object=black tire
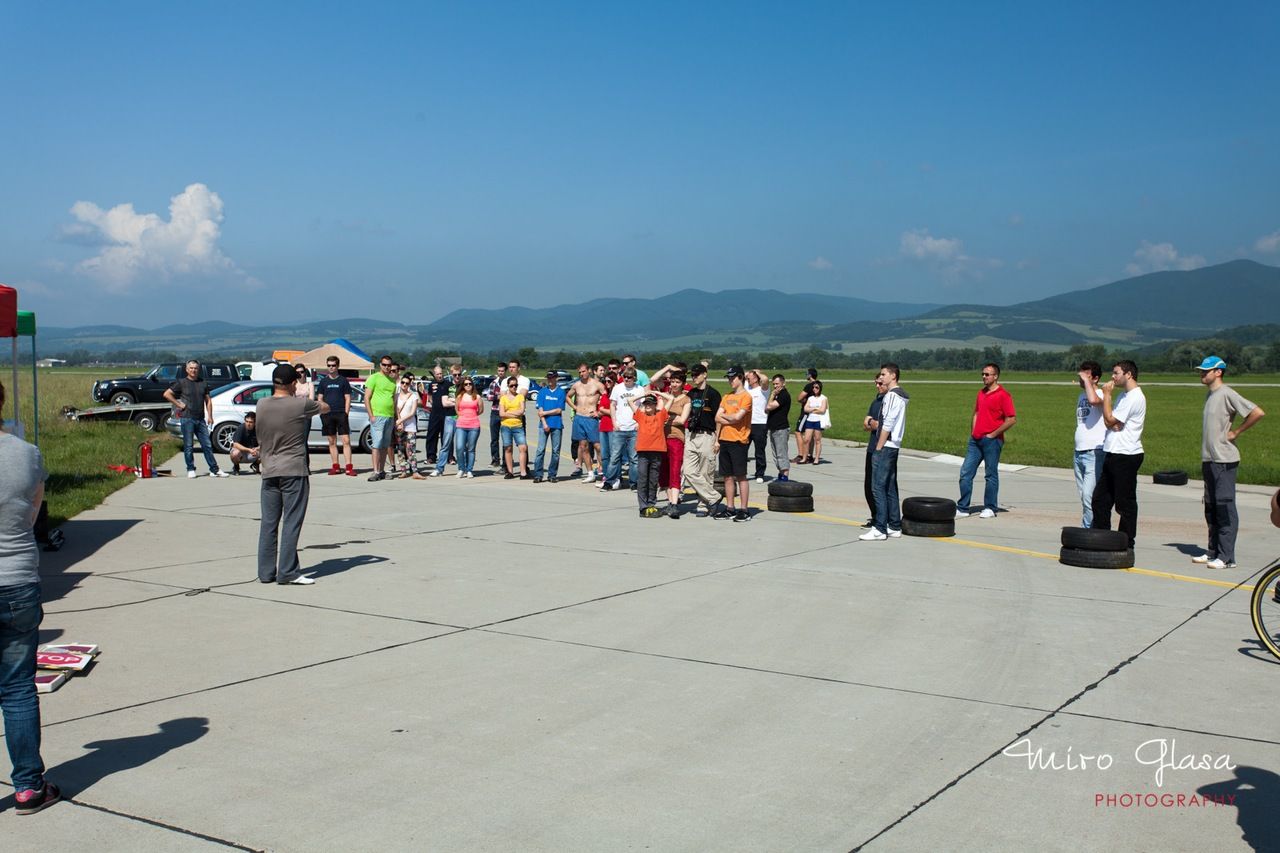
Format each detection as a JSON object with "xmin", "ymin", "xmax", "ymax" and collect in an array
[
  {"xmin": 133, "ymin": 411, "xmax": 160, "ymax": 432},
  {"xmin": 211, "ymin": 421, "xmax": 239, "ymax": 454},
  {"xmin": 1059, "ymin": 547, "xmax": 1134, "ymax": 569},
  {"xmin": 768, "ymin": 480, "xmax": 813, "ymax": 498},
  {"xmin": 109, "ymin": 391, "xmax": 135, "ymax": 406},
  {"xmin": 767, "ymin": 495, "xmax": 814, "ymax": 513},
  {"xmin": 1248, "ymin": 563, "xmax": 1280, "ymax": 661},
  {"xmin": 901, "ymin": 518, "xmax": 955, "ymax": 538},
  {"xmin": 1153, "ymin": 470, "xmax": 1188, "ymax": 486},
  {"xmin": 1060, "ymin": 527, "xmax": 1130, "ymax": 551},
  {"xmin": 359, "ymin": 426, "xmax": 372, "ymax": 454},
  {"xmin": 902, "ymin": 496, "xmax": 957, "ymax": 523}
]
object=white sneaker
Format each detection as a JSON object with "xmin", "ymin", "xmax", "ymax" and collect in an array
[
  {"xmin": 1191, "ymin": 553, "xmax": 1211, "ymax": 564},
  {"xmin": 1205, "ymin": 558, "xmax": 1236, "ymax": 570},
  {"xmin": 466, "ymin": 471, "xmax": 475, "ymax": 478},
  {"xmin": 584, "ymin": 472, "xmax": 596, "ymax": 483},
  {"xmin": 955, "ymin": 509, "xmax": 971, "ymax": 519},
  {"xmin": 571, "ymin": 467, "xmax": 582, "ymax": 478},
  {"xmin": 429, "ymin": 471, "xmax": 441, "ymax": 477},
  {"xmin": 213, "ymin": 470, "xmax": 229, "ymax": 478},
  {"xmin": 187, "ymin": 470, "xmax": 198, "ymax": 479},
  {"xmin": 859, "ymin": 529, "xmax": 887, "ymax": 541},
  {"xmin": 755, "ymin": 477, "xmax": 764, "ymax": 484},
  {"xmin": 978, "ymin": 508, "xmax": 995, "ymax": 519},
  {"xmin": 457, "ymin": 471, "xmax": 464, "ymax": 478},
  {"xmin": 287, "ymin": 574, "xmax": 316, "ymax": 585},
  {"xmin": 887, "ymin": 528, "xmax": 902, "ymax": 538}
]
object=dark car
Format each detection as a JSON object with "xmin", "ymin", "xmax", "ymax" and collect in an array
[{"xmin": 92, "ymin": 362, "xmax": 239, "ymax": 406}]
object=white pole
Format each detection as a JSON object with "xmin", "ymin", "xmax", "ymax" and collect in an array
[{"xmin": 10, "ymin": 338, "xmax": 21, "ymax": 439}]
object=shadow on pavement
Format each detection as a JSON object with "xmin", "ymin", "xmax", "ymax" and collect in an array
[
  {"xmin": 37, "ymin": 519, "xmax": 143, "ymax": 604},
  {"xmin": 1164, "ymin": 542, "xmax": 1204, "ymax": 557},
  {"xmin": 306, "ymin": 554, "xmax": 388, "ymax": 579},
  {"xmin": 47, "ymin": 716, "xmax": 210, "ymax": 799},
  {"xmin": 1197, "ymin": 766, "xmax": 1280, "ymax": 852}
]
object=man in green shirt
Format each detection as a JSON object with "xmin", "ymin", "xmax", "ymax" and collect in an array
[{"xmin": 364, "ymin": 355, "xmax": 399, "ymax": 481}]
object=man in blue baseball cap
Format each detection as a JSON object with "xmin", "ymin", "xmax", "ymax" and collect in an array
[{"xmin": 1193, "ymin": 355, "xmax": 1266, "ymax": 570}]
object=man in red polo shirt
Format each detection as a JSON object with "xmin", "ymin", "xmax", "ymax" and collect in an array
[{"xmin": 956, "ymin": 362, "xmax": 1017, "ymax": 519}]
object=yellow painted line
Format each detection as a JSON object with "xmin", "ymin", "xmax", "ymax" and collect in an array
[{"xmin": 750, "ymin": 503, "xmax": 1256, "ymax": 592}]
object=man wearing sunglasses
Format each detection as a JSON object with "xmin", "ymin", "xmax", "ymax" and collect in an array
[
  {"xmin": 364, "ymin": 356, "xmax": 398, "ymax": 481},
  {"xmin": 315, "ymin": 356, "xmax": 354, "ymax": 476},
  {"xmin": 619, "ymin": 354, "xmax": 649, "ymax": 387}
]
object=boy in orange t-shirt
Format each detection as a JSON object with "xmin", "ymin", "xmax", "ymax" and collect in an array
[
  {"xmin": 716, "ymin": 366, "xmax": 754, "ymax": 521},
  {"xmin": 630, "ymin": 394, "xmax": 669, "ymax": 517}
]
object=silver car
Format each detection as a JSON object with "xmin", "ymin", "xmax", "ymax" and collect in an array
[{"xmin": 165, "ymin": 380, "xmax": 375, "ymax": 454}]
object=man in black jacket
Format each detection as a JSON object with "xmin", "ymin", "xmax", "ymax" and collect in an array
[{"xmin": 680, "ymin": 363, "xmax": 722, "ymax": 516}]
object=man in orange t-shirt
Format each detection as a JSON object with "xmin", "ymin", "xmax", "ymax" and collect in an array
[{"xmin": 715, "ymin": 366, "xmax": 753, "ymax": 521}]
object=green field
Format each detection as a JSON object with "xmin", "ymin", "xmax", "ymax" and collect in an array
[
  {"xmin": 6, "ymin": 368, "xmax": 180, "ymax": 526},
  {"xmin": 768, "ymin": 375, "xmax": 1280, "ymax": 485}
]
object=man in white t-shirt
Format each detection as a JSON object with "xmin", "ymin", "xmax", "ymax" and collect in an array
[
  {"xmin": 1073, "ymin": 360, "xmax": 1106, "ymax": 527},
  {"xmin": 746, "ymin": 370, "xmax": 770, "ymax": 483},
  {"xmin": 1091, "ymin": 360, "xmax": 1146, "ymax": 548},
  {"xmin": 605, "ymin": 369, "xmax": 646, "ymax": 490}
]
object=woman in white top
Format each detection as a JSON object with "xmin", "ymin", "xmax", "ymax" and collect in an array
[
  {"xmin": 395, "ymin": 375, "xmax": 425, "ymax": 479},
  {"xmin": 746, "ymin": 370, "xmax": 770, "ymax": 482},
  {"xmin": 802, "ymin": 380, "xmax": 829, "ymax": 465}
]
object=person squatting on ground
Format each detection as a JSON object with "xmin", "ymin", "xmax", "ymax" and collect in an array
[
  {"xmin": 365, "ymin": 356, "xmax": 398, "ymax": 481},
  {"xmin": 567, "ymin": 363, "xmax": 604, "ymax": 482},
  {"xmin": 0, "ymin": 379, "xmax": 61, "ymax": 815},
  {"xmin": 452, "ymin": 376, "xmax": 483, "ymax": 478},
  {"xmin": 1192, "ymin": 355, "xmax": 1265, "ymax": 570},
  {"xmin": 257, "ymin": 364, "xmax": 326, "ymax": 585},
  {"xmin": 1091, "ymin": 360, "xmax": 1146, "ymax": 548},
  {"xmin": 314, "ymin": 355, "xmax": 355, "ymax": 475},
  {"xmin": 746, "ymin": 370, "xmax": 770, "ymax": 482},
  {"xmin": 396, "ymin": 372, "xmax": 425, "ymax": 479},
  {"xmin": 533, "ymin": 370, "xmax": 567, "ymax": 482},
  {"xmin": 861, "ymin": 373, "xmax": 885, "ymax": 527},
  {"xmin": 800, "ymin": 380, "xmax": 829, "ymax": 465},
  {"xmin": 1072, "ymin": 361, "xmax": 1105, "ymax": 526},
  {"xmin": 165, "ymin": 359, "xmax": 227, "ymax": 478},
  {"xmin": 229, "ymin": 412, "xmax": 261, "ymax": 475},
  {"xmin": 629, "ymin": 392, "xmax": 670, "ymax": 517},
  {"xmin": 862, "ymin": 363, "xmax": 908, "ymax": 541},
  {"xmin": 715, "ymin": 366, "xmax": 753, "ymax": 521},
  {"xmin": 682, "ymin": 363, "xmax": 722, "ymax": 514},
  {"xmin": 956, "ymin": 363, "xmax": 1017, "ymax": 519}
]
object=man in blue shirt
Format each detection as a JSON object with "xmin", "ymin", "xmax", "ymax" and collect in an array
[
  {"xmin": 313, "ymin": 356, "xmax": 354, "ymax": 475},
  {"xmin": 532, "ymin": 371, "xmax": 567, "ymax": 483}
]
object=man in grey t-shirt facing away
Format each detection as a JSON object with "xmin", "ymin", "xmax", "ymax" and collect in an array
[
  {"xmin": 0, "ymin": 380, "xmax": 61, "ymax": 813},
  {"xmin": 256, "ymin": 364, "xmax": 326, "ymax": 585},
  {"xmin": 1192, "ymin": 355, "xmax": 1266, "ymax": 570}
]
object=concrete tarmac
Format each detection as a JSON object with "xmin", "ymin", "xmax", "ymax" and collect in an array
[{"xmin": 4, "ymin": 434, "xmax": 1278, "ymax": 852}]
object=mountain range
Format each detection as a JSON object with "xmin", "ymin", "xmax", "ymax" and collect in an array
[{"xmin": 38, "ymin": 259, "xmax": 1280, "ymax": 356}]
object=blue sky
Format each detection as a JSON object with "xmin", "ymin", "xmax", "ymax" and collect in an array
[{"xmin": 3, "ymin": 2, "xmax": 1278, "ymax": 327}]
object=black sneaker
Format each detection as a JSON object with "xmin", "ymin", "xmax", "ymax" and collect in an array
[
  {"xmin": 533, "ymin": 477, "xmax": 543, "ymax": 484},
  {"xmin": 367, "ymin": 471, "xmax": 385, "ymax": 482},
  {"xmin": 231, "ymin": 464, "xmax": 241, "ymax": 476},
  {"xmin": 733, "ymin": 509, "xmax": 750, "ymax": 522},
  {"xmin": 519, "ymin": 473, "xmax": 533, "ymax": 480},
  {"xmin": 250, "ymin": 461, "xmax": 260, "ymax": 474},
  {"xmin": 14, "ymin": 782, "xmax": 61, "ymax": 815},
  {"xmin": 666, "ymin": 505, "xmax": 681, "ymax": 519},
  {"xmin": 504, "ymin": 472, "xmax": 515, "ymax": 480},
  {"xmin": 548, "ymin": 476, "xmax": 558, "ymax": 483},
  {"xmin": 711, "ymin": 505, "xmax": 732, "ymax": 520}
]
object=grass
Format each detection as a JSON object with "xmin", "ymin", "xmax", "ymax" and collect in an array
[
  {"xmin": 5, "ymin": 368, "xmax": 180, "ymax": 526},
  {"xmin": 773, "ymin": 377, "xmax": 1280, "ymax": 486}
]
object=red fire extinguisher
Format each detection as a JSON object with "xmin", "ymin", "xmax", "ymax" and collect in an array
[{"xmin": 137, "ymin": 441, "xmax": 154, "ymax": 479}]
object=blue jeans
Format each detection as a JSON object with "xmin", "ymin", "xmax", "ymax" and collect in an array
[
  {"xmin": 0, "ymin": 582, "xmax": 45, "ymax": 792},
  {"xmin": 454, "ymin": 427, "xmax": 480, "ymax": 474},
  {"xmin": 1074, "ymin": 448, "xmax": 1104, "ymax": 527},
  {"xmin": 608, "ymin": 430, "xmax": 638, "ymax": 485},
  {"xmin": 957, "ymin": 436, "xmax": 1003, "ymax": 513},
  {"xmin": 534, "ymin": 426, "xmax": 563, "ymax": 478},
  {"xmin": 179, "ymin": 418, "xmax": 220, "ymax": 473},
  {"xmin": 600, "ymin": 432, "xmax": 613, "ymax": 477},
  {"xmin": 871, "ymin": 447, "xmax": 901, "ymax": 533},
  {"xmin": 434, "ymin": 418, "xmax": 458, "ymax": 473}
]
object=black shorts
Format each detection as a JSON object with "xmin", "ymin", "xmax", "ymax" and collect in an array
[
  {"xmin": 718, "ymin": 441, "xmax": 749, "ymax": 478},
  {"xmin": 321, "ymin": 412, "xmax": 350, "ymax": 436}
]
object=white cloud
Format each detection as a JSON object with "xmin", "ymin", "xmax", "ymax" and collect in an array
[
  {"xmin": 66, "ymin": 183, "xmax": 258, "ymax": 292},
  {"xmin": 1255, "ymin": 230, "xmax": 1280, "ymax": 253},
  {"xmin": 898, "ymin": 229, "xmax": 1001, "ymax": 283},
  {"xmin": 1124, "ymin": 241, "xmax": 1205, "ymax": 276},
  {"xmin": 807, "ymin": 256, "xmax": 834, "ymax": 271}
]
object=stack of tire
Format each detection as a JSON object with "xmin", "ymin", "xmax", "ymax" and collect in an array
[
  {"xmin": 900, "ymin": 497, "xmax": 956, "ymax": 537},
  {"xmin": 1059, "ymin": 528, "xmax": 1133, "ymax": 569},
  {"xmin": 1153, "ymin": 470, "xmax": 1188, "ymax": 486},
  {"xmin": 767, "ymin": 480, "xmax": 813, "ymax": 513}
]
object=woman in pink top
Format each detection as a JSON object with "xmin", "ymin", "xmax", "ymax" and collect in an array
[{"xmin": 452, "ymin": 377, "xmax": 484, "ymax": 478}]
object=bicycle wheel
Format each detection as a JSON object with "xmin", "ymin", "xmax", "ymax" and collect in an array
[{"xmin": 1249, "ymin": 563, "xmax": 1280, "ymax": 661}]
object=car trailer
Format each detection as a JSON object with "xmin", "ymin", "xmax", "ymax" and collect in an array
[{"xmin": 64, "ymin": 402, "xmax": 173, "ymax": 432}]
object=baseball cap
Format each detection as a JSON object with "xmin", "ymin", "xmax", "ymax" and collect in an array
[
  {"xmin": 272, "ymin": 363, "xmax": 299, "ymax": 386},
  {"xmin": 545, "ymin": 370, "xmax": 557, "ymax": 378},
  {"xmin": 1196, "ymin": 355, "xmax": 1226, "ymax": 371},
  {"xmin": 690, "ymin": 363, "xmax": 708, "ymax": 377},
  {"xmin": 724, "ymin": 365, "xmax": 745, "ymax": 379}
]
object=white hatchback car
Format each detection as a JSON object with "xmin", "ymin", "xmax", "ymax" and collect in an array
[{"xmin": 165, "ymin": 380, "xmax": 375, "ymax": 454}]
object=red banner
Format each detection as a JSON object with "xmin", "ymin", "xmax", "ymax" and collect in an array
[{"xmin": 0, "ymin": 285, "xmax": 15, "ymax": 338}]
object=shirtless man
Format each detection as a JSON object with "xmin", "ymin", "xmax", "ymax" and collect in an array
[{"xmin": 567, "ymin": 362, "xmax": 605, "ymax": 482}]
